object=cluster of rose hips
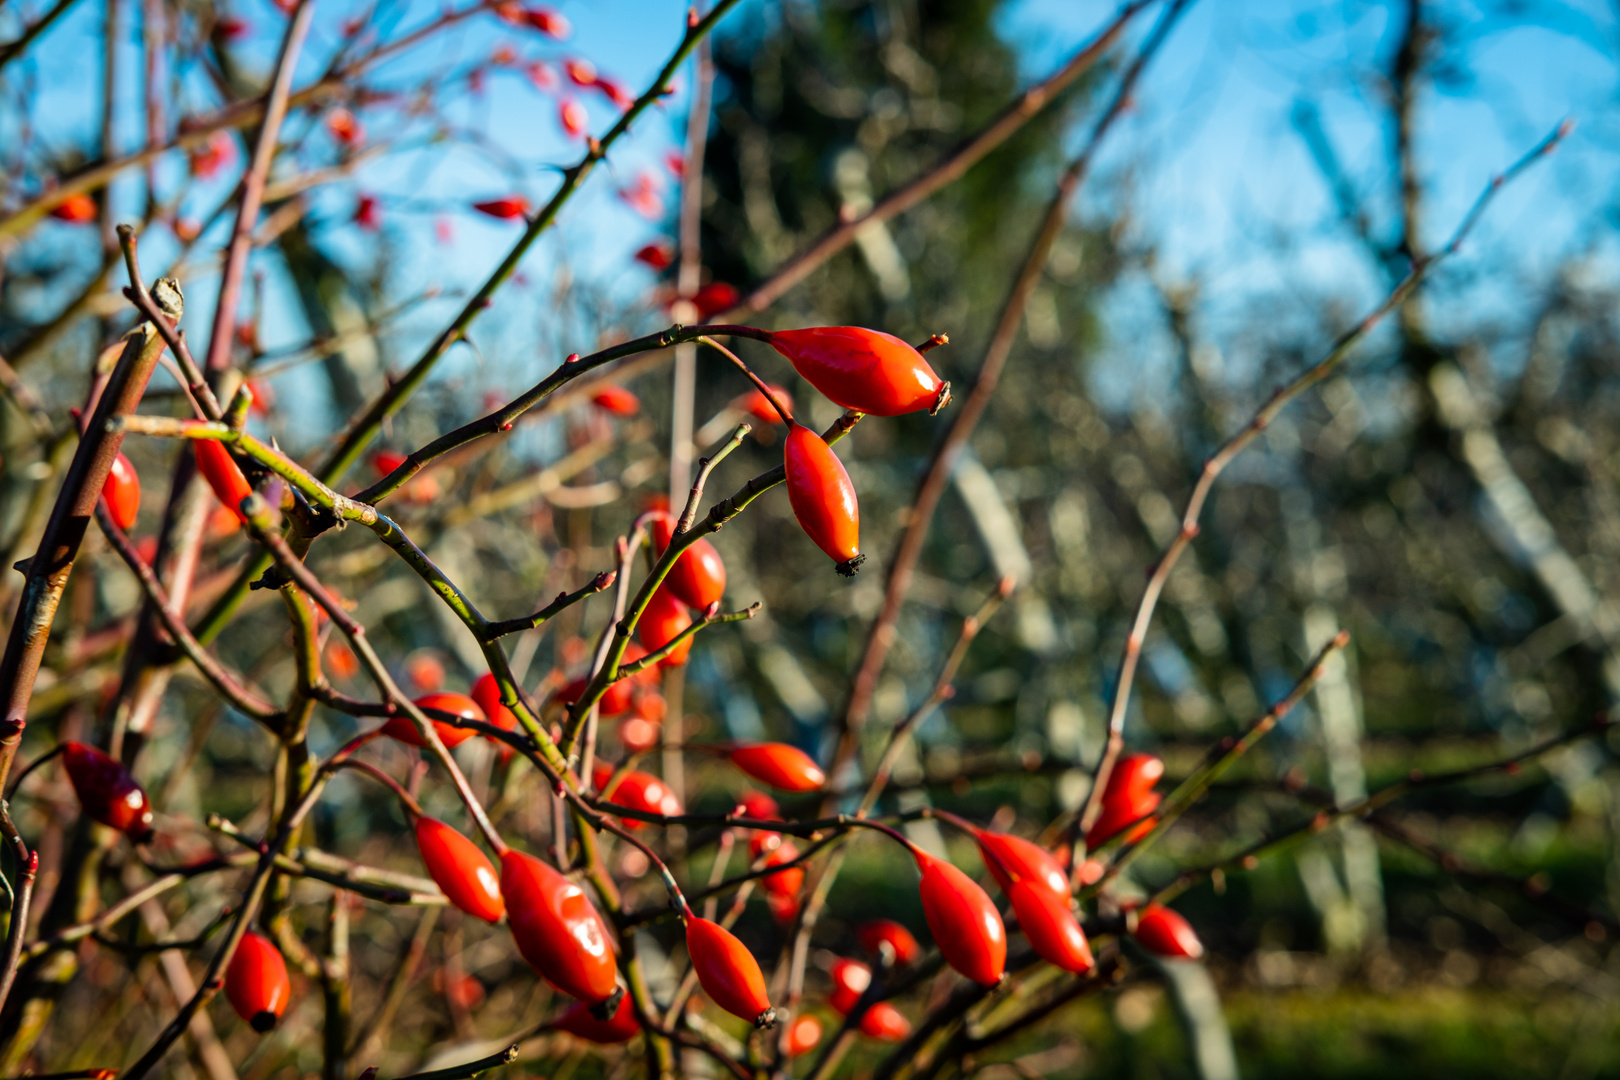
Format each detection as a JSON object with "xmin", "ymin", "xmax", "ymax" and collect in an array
[{"xmin": 67, "ymin": 324, "xmax": 1204, "ymax": 1046}]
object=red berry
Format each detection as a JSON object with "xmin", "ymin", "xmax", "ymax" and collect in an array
[
  {"xmin": 49, "ymin": 192, "xmax": 98, "ymax": 223},
  {"xmin": 470, "ymin": 673, "xmax": 521, "ymax": 757},
  {"xmin": 226, "ymin": 931, "xmax": 290, "ymax": 1032},
  {"xmin": 103, "ymin": 453, "xmax": 140, "ymax": 531},
  {"xmin": 1007, "ymin": 879, "xmax": 1093, "ymax": 973},
  {"xmin": 828, "ymin": 957, "xmax": 870, "ymax": 1013},
  {"xmin": 1086, "ymin": 753, "xmax": 1164, "ymax": 848},
  {"xmin": 861, "ymin": 1001, "xmax": 912, "ymax": 1041},
  {"xmin": 759, "ymin": 840, "xmax": 804, "ymax": 898},
  {"xmin": 593, "ymin": 765, "xmax": 681, "ymax": 826},
  {"xmin": 784, "ymin": 424, "xmax": 862, "ymax": 574},
  {"xmin": 649, "ymin": 512, "xmax": 726, "ymax": 610},
  {"xmin": 914, "ymin": 849, "xmax": 1005, "ymax": 986},
  {"xmin": 559, "ymin": 98, "xmax": 588, "ymax": 137},
  {"xmin": 728, "ymin": 743, "xmax": 825, "ymax": 793},
  {"xmin": 414, "ymin": 817, "xmax": 505, "ymax": 923},
  {"xmin": 554, "ymin": 994, "xmax": 640, "ymax": 1043},
  {"xmin": 353, "ymin": 194, "xmax": 381, "ymax": 230},
  {"xmin": 637, "ymin": 585, "xmax": 693, "ymax": 667},
  {"xmin": 691, "ymin": 281, "xmax": 739, "ymax": 320},
  {"xmin": 768, "ymin": 327, "xmax": 946, "ymax": 417},
  {"xmin": 501, "ymin": 849, "xmax": 619, "ymax": 1004},
  {"xmin": 61, "ymin": 741, "xmax": 154, "ymax": 842},
  {"xmin": 635, "ymin": 242, "xmax": 674, "ymax": 271},
  {"xmin": 736, "ymin": 790, "xmax": 779, "ymax": 820},
  {"xmin": 766, "ymin": 891, "xmax": 800, "ymax": 926},
  {"xmin": 526, "ymin": 6, "xmax": 570, "ymax": 37},
  {"xmin": 372, "ymin": 450, "xmax": 409, "ymax": 476},
  {"xmin": 595, "ymin": 75, "xmax": 633, "ymax": 110},
  {"xmin": 382, "ymin": 692, "xmax": 484, "ymax": 749},
  {"xmin": 855, "ymin": 919, "xmax": 920, "ymax": 965},
  {"xmin": 686, "ymin": 915, "xmax": 773, "ymax": 1026},
  {"xmin": 618, "ymin": 716, "xmax": 659, "ymax": 753},
  {"xmin": 194, "ymin": 440, "xmax": 252, "ymax": 522},
  {"xmin": 971, "ymin": 828, "xmax": 1069, "ymax": 904},
  {"xmin": 325, "ymin": 107, "xmax": 362, "ymax": 146},
  {"xmin": 785, "ymin": 1014, "xmax": 822, "ymax": 1056},
  {"xmin": 472, "ymin": 196, "xmax": 530, "ymax": 220},
  {"xmin": 559, "ymin": 673, "xmax": 634, "ymax": 717},
  {"xmin": 591, "ymin": 385, "xmax": 640, "ymax": 416},
  {"xmin": 1134, "ymin": 903, "xmax": 1203, "ymax": 959},
  {"xmin": 736, "ymin": 384, "xmax": 795, "ymax": 426},
  {"xmin": 564, "ymin": 57, "xmax": 596, "ymax": 86}
]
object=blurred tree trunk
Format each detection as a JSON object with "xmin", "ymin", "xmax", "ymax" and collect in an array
[{"xmin": 277, "ymin": 219, "xmax": 383, "ymax": 417}]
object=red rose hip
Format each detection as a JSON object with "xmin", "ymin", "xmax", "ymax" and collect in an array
[
  {"xmin": 685, "ymin": 914, "xmax": 774, "ymax": 1027},
  {"xmin": 415, "ymin": 817, "xmax": 505, "ymax": 923},
  {"xmin": 61, "ymin": 741, "xmax": 154, "ymax": 842},
  {"xmin": 382, "ymin": 692, "xmax": 484, "ymax": 749},
  {"xmin": 554, "ymin": 994, "xmax": 641, "ymax": 1043},
  {"xmin": 768, "ymin": 326, "xmax": 947, "ymax": 417},
  {"xmin": 1007, "ymin": 879, "xmax": 1093, "ymax": 973},
  {"xmin": 649, "ymin": 512, "xmax": 727, "ymax": 610},
  {"xmin": 637, "ymin": 585, "xmax": 694, "ymax": 667},
  {"xmin": 501, "ymin": 849, "xmax": 618, "ymax": 1004},
  {"xmin": 1134, "ymin": 903, "xmax": 1203, "ymax": 959},
  {"xmin": 784, "ymin": 423, "xmax": 862, "ymax": 575},
  {"xmin": 195, "ymin": 440, "xmax": 253, "ymax": 522},
  {"xmin": 729, "ymin": 743, "xmax": 825, "ymax": 792},
  {"xmin": 914, "ymin": 849, "xmax": 1005, "ymax": 986},
  {"xmin": 103, "ymin": 453, "xmax": 140, "ymax": 531},
  {"xmin": 226, "ymin": 931, "xmax": 291, "ymax": 1032}
]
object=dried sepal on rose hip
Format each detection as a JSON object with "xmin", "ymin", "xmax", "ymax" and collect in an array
[
  {"xmin": 784, "ymin": 423, "xmax": 863, "ymax": 575},
  {"xmin": 768, "ymin": 326, "xmax": 950, "ymax": 417}
]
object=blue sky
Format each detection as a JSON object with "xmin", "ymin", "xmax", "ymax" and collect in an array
[{"xmin": 8, "ymin": 0, "xmax": 1618, "ymax": 435}]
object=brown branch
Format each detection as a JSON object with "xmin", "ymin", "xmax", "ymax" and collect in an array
[
  {"xmin": 836, "ymin": 0, "xmax": 1195, "ymax": 778},
  {"xmin": 0, "ymin": 256, "xmax": 177, "ymax": 794},
  {"xmin": 726, "ymin": 0, "xmax": 1151, "ymax": 317},
  {"xmin": 94, "ymin": 503, "xmax": 281, "ymax": 722},
  {"xmin": 1072, "ymin": 119, "xmax": 1571, "ymax": 842},
  {"xmin": 0, "ymin": 802, "xmax": 37, "ymax": 1015}
]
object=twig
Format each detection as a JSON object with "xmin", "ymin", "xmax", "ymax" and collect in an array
[
  {"xmin": 1072, "ymin": 119, "xmax": 1571, "ymax": 843},
  {"xmin": 1090, "ymin": 631, "xmax": 1350, "ymax": 887},
  {"xmin": 317, "ymin": 0, "xmax": 747, "ymax": 488},
  {"xmin": 118, "ymin": 229, "xmax": 221, "ymax": 419},
  {"xmin": 0, "ymin": 801, "xmax": 37, "ymax": 1014},
  {"xmin": 727, "ymin": 0, "xmax": 1152, "ymax": 317},
  {"xmin": 0, "ymin": 260, "xmax": 178, "ymax": 796},
  {"xmin": 836, "ymin": 0, "xmax": 1196, "ymax": 777},
  {"xmin": 387, "ymin": 1046, "xmax": 518, "ymax": 1080},
  {"xmin": 857, "ymin": 579, "xmax": 1013, "ymax": 818},
  {"xmin": 94, "ymin": 503, "xmax": 281, "ymax": 721}
]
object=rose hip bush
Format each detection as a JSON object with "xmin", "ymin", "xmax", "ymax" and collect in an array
[{"xmin": 0, "ymin": 0, "xmax": 1609, "ymax": 1078}]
